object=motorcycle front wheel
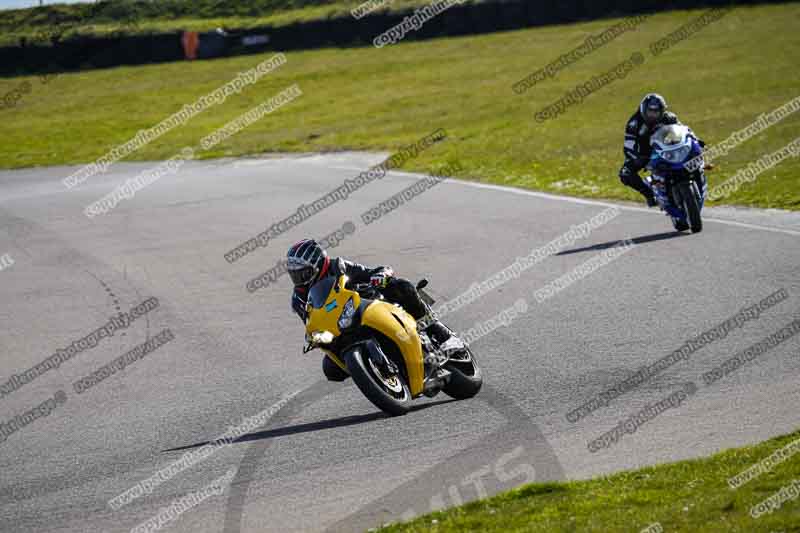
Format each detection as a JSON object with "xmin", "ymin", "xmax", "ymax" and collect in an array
[
  {"xmin": 677, "ymin": 181, "xmax": 703, "ymax": 233},
  {"xmin": 671, "ymin": 217, "xmax": 690, "ymax": 232},
  {"xmin": 344, "ymin": 343, "xmax": 411, "ymax": 416}
]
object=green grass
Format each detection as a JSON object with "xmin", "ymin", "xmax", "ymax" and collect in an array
[
  {"xmin": 0, "ymin": 0, "xmax": 457, "ymax": 46},
  {"xmin": 1, "ymin": 4, "xmax": 798, "ymax": 209},
  {"xmin": 377, "ymin": 429, "xmax": 800, "ymax": 532}
]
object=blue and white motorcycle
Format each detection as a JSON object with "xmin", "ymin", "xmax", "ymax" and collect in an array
[{"xmin": 644, "ymin": 124, "xmax": 708, "ymax": 233}]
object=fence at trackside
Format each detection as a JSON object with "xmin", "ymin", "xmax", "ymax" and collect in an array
[{"xmin": 0, "ymin": 0, "xmax": 792, "ymax": 77}]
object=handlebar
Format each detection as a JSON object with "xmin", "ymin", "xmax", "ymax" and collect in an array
[{"xmin": 348, "ymin": 281, "xmax": 382, "ymax": 298}]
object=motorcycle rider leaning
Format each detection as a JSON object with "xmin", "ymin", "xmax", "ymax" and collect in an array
[
  {"xmin": 619, "ymin": 93, "xmax": 704, "ymax": 206},
  {"xmin": 286, "ymin": 239, "xmax": 463, "ymax": 382}
]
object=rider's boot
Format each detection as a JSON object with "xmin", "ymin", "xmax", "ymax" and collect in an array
[{"xmin": 420, "ymin": 313, "xmax": 465, "ymax": 354}]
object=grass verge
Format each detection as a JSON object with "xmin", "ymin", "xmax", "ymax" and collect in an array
[
  {"xmin": 0, "ymin": 0, "xmax": 445, "ymax": 46},
  {"xmin": 1, "ymin": 3, "xmax": 798, "ymax": 209},
  {"xmin": 377, "ymin": 429, "xmax": 800, "ymax": 532}
]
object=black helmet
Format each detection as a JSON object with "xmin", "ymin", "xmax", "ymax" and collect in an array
[
  {"xmin": 640, "ymin": 93, "xmax": 667, "ymax": 125},
  {"xmin": 286, "ymin": 239, "xmax": 328, "ymax": 287}
]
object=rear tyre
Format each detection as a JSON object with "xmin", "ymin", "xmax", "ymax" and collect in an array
[
  {"xmin": 442, "ymin": 347, "xmax": 483, "ymax": 400},
  {"xmin": 344, "ymin": 344, "xmax": 411, "ymax": 416},
  {"xmin": 678, "ymin": 181, "xmax": 703, "ymax": 233}
]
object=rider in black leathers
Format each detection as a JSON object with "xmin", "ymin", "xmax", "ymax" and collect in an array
[
  {"xmin": 620, "ymin": 93, "xmax": 707, "ymax": 207},
  {"xmin": 286, "ymin": 239, "xmax": 459, "ymax": 381},
  {"xmin": 620, "ymin": 93, "xmax": 686, "ymax": 206}
]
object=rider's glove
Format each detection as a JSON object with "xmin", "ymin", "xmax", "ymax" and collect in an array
[
  {"xmin": 370, "ymin": 274, "xmax": 390, "ymax": 288},
  {"xmin": 370, "ymin": 268, "xmax": 394, "ymax": 288}
]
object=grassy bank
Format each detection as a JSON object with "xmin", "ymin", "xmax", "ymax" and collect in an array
[
  {"xmin": 377, "ymin": 429, "xmax": 800, "ymax": 532},
  {"xmin": 0, "ymin": 0, "xmax": 442, "ymax": 46},
  {"xmin": 1, "ymin": 4, "xmax": 798, "ymax": 209}
]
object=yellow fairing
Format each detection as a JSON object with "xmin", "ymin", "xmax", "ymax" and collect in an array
[
  {"xmin": 322, "ymin": 349, "xmax": 347, "ymax": 371},
  {"xmin": 305, "ymin": 277, "xmax": 362, "ymax": 339},
  {"xmin": 305, "ymin": 275, "xmax": 424, "ymax": 396},
  {"xmin": 361, "ymin": 301, "xmax": 425, "ymax": 396}
]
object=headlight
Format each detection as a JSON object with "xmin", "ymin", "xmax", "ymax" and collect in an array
[
  {"xmin": 662, "ymin": 145, "xmax": 690, "ymax": 163},
  {"xmin": 311, "ymin": 331, "xmax": 335, "ymax": 344},
  {"xmin": 662, "ymin": 150, "xmax": 677, "ymax": 162},
  {"xmin": 337, "ymin": 298, "xmax": 356, "ymax": 330}
]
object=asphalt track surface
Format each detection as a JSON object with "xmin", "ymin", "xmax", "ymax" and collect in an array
[{"xmin": 0, "ymin": 153, "xmax": 798, "ymax": 533}]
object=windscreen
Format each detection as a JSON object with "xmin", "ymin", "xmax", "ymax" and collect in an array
[
  {"xmin": 652, "ymin": 125, "xmax": 687, "ymax": 148},
  {"xmin": 308, "ymin": 277, "xmax": 336, "ymax": 309}
]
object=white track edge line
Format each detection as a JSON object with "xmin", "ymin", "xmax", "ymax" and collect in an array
[{"xmin": 322, "ymin": 164, "xmax": 800, "ymax": 238}]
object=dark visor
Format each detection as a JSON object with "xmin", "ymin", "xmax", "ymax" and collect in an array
[{"xmin": 289, "ymin": 265, "xmax": 315, "ymax": 286}]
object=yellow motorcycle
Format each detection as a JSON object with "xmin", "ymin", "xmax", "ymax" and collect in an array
[{"xmin": 303, "ymin": 275, "xmax": 482, "ymax": 415}]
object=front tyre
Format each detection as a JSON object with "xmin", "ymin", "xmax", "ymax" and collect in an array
[
  {"xmin": 322, "ymin": 355, "xmax": 349, "ymax": 382},
  {"xmin": 344, "ymin": 343, "xmax": 411, "ymax": 416},
  {"xmin": 442, "ymin": 347, "xmax": 483, "ymax": 400},
  {"xmin": 677, "ymin": 181, "xmax": 702, "ymax": 233},
  {"xmin": 671, "ymin": 217, "xmax": 689, "ymax": 232}
]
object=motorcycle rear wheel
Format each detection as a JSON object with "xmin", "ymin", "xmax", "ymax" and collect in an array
[{"xmin": 442, "ymin": 347, "xmax": 483, "ymax": 400}]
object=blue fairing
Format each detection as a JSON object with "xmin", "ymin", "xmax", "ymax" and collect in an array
[
  {"xmin": 646, "ymin": 130, "xmax": 705, "ymax": 224},
  {"xmin": 649, "ymin": 139, "xmax": 703, "ymax": 172}
]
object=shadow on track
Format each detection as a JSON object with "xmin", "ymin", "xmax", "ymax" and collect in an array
[
  {"xmin": 556, "ymin": 231, "xmax": 687, "ymax": 256},
  {"xmin": 162, "ymin": 397, "xmax": 456, "ymax": 453}
]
